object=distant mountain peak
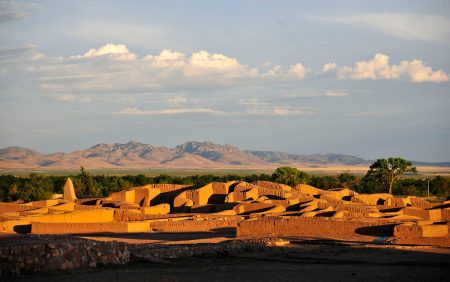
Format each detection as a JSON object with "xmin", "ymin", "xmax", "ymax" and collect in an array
[
  {"xmin": 0, "ymin": 141, "xmax": 448, "ymax": 169},
  {"xmin": 176, "ymin": 141, "xmax": 239, "ymax": 154}
]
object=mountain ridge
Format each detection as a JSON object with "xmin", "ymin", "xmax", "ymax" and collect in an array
[{"xmin": 0, "ymin": 141, "xmax": 449, "ymax": 169}]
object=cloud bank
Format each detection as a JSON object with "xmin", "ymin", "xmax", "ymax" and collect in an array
[
  {"xmin": 337, "ymin": 53, "xmax": 448, "ymax": 83},
  {"xmin": 1, "ymin": 43, "xmax": 448, "ymax": 101}
]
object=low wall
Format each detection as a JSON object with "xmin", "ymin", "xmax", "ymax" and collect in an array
[
  {"xmin": 0, "ymin": 203, "xmax": 39, "ymax": 214},
  {"xmin": 394, "ymin": 223, "xmax": 449, "ymax": 238},
  {"xmin": 237, "ymin": 217, "xmax": 396, "ymax": 238},
  {"xmin": 31, "ymin": 221, "xmax": 151, "ymax": 234},
  {"xmin": 150, "ymin": 219, "xmax": 238, "ymax": 232},
  {"xmin": 0, "ymin": 237, "xmax": 129, "ymax": 275},
  {"xmin": 33, "ymin": 209, "xmax": 115, "ymax": 223}
]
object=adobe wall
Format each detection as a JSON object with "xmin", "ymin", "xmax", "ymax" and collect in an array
[
  {"xmin": 236, "ymin": 217, "xmax": 396, "ymax": 238},
  {"xmin": 254, "ymin": 181, "xmax": 291, "ymax": 191},
  {"xmin": 145, "ymin": 184, "xmax": 194, "ymax": 205},
  {"xmin": 402, "ymin": 207, "xmax": 442, "ymax": 220},
  {"xmin": 442, "ymin": 208, "xmax": 450, "ymax": 220},
  {"xmin": 31, "ymin": 221, "xmax": 150, "ymax": 234},
  {"xmin": 0, "ymin": 238, "xmax": 129, "ymax": 275},
  {"xmin": 410, "ymin": 198, "xmax": 438, "ymax": 209},
  {"xmin": 32, "ymin": 209, "xmax": 114, "ymax": 223},
  {"xmin": 0, "ymin": 203, "xmax": 39, "ymax": 214},
  {"xmin": 150, "ymin": 219, "xmax": 239, "ymax": 232},
  {"xmin": 394, "ymin": 223, "xmax": 449, "ymax": 238}
]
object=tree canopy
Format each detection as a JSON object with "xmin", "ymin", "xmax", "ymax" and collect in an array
[
  {"xmin": 337, "ymin": 172, "xmax": 357, "ymax": 188},
  {"xmin": 365, "ymin": 157, "xmax": 417, "ymax": 194},
  {"xmin": 271, "ymin": 167, "xmax": 310, "ymax": 187}
]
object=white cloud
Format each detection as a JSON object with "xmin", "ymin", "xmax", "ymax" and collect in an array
[
  {"xmin": 79, "ymin": 43, "xmax": 137, "ymax": 60},
  {"xmin": 265, "ymin": 65, "xmax": 282, "ymax": 77},
  {"xmin": 324, "ymin": 91, "xmax": 348, "ymax": 97},
  {"xmin": 288, "ymin": 63, "xmax": 306, "ymax": 79},
  {"xmin": 4, "ymin": 43, "xmax": 448, "ymax": 100},
  {"xmin": 187, "ymin": 50, "xmax": 243, "ymax": 75},
  {"xmin": 322, "ymin": 63, "xmax": 337, "ymax": 73},
  {"xmin": 283, "ymin": 90, "xmax": 349, "ymax": 98},
  {"xmin": 144, "ymin": 49, "xmax": 185, "ymax": 68},
  {"xmin": 315, "ymin": 13, "xmax": 450, "ymax": 44},
  {"xmin": 115, "ymin": 107, "xmax": 227, "ymax": 115},
  {"xmin": 338, "ymin": 53, "xmax": 448, "ymax": 83},
  {"xmin": 114, "ymin": 105, "xmax": 316, "ymax": 116},
  {"xmin": 239, "ymin": 98, "xmax": 269, "ymax": 106},
  {"xmin": 23, "ymin": 43, "xmax": 312, "ymax": 95},
  {"xmin": 244, "ymin": 106, "xmax": 315, "ymax": 116}
]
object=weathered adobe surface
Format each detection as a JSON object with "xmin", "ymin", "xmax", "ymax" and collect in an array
[
  {"xmin": 150, "ymin": 218, "xmax": 240, "ymax": 232},
  {"xmin": 1, "ymin": 178, "xmax": 449, "ymax": 246},
  {"xmin": 236, "ymin": 217, "xmax": 398, "ymax": 239}
]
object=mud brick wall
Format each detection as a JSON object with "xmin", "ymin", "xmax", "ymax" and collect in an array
[
  {"xmin": 410, "ymin": 198, "xmax": 437, "ymax": 209},
  {"xmin": 334, "ymin": 204, "xmax": 374, "ymax": 215},
  {"xmin": 442, "ymin": 208, "xmax": 450, "ymax": 221},
  {"xmin": 0, "ymin": 203, "xmax": 39, "ymax": 214},
  {"xmin": 150, "ymin": 218, "xmax": 239, "ymax": 232},
  {"xmin": 31, "ymin": 221, "xmax": 150, "ymax": 234},
  {"xmin": 0, "ymin": 239, "xmax": 129, "ymax": 275},
  {"xmin": 237, "ymin": 217, "xmax": 396, "ymax": 238}
]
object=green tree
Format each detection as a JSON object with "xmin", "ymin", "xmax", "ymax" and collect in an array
[
  {"xmin": 337, "ymin": 172, "xmax": 357, "ymax": 188},
  {"xmin": 75, "ymin": 167, "xmax": 101, "ymax": 196},
  {"xmin": 18, "ymin": 173, "xmax": 53, "ymax": 202},
  {"xmin": 365, "ymin": 157, "xmax": 417, "ymax": 194},
  {"xmin": 430, "ymin": 176, "xmax": 450, "ymax": 197},
  {"xmin": 271, "ymin": 167, "xmax": 310, "ymax": 187}
]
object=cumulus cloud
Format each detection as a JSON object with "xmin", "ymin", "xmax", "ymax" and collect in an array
[
  {"xmin": 144, "ymin": 49, "xmax": 185, "ymax": 68},
  {"xmin": 79, "ymin": 43, "xmax": 137, "ymax": 60},
  {"xmin": 22, "ymin": 43, "xmax": 310, "ymax": 95},
  {"xmin": 288, "ymin": 63, "xmax": 306, "ymax": 79},
  {"xmin": 3, "ymin": 43, "xmax": 448, "ymax": 101},
  {"xmin": 322, "ymin": 63, "xmax": 337, "ymax": 73},
  {"xmin": 315, "ymin": 13, "xmax": 450, "ymax": 44},
  {"xmin": 338, "ymin": 53, "xmax": 448, "ymax": 83}
]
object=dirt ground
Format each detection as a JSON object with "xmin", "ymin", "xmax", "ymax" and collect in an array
[{"xmin": 6, "ymin": 240, "xmax": 450, "ymax": 282}]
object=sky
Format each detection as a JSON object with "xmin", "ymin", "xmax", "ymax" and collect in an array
[{"xmin": 0, "ymin": 0, "xmax": 449, "ymax": 162}]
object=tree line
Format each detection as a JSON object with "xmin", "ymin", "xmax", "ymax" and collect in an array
[{"xmin": 0, "ymin": 158, "xmax": 448, "ymax": 202}]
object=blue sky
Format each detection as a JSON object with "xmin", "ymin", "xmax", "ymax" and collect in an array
[{"xmin": 0, "ymin": 0, "xmax": 449, "ymax": 161}]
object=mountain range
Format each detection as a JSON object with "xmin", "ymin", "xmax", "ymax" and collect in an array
[{"xmin": 0, "ymin": 141, "xmax": 448, "ymax": 170}]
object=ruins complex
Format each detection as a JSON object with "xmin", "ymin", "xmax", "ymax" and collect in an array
[{"xmin": 1, "ymin": 178, "xmax": 448, "ymax": 242}]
